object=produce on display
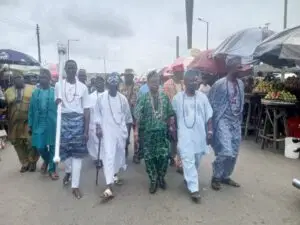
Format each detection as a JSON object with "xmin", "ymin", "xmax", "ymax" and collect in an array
[
  {"xmin": 284, "ymin": 77, "xmax": 300, "ymax": 91},
  {"xmin": 252, "ymin": 79, "xmax": 284, "ymax": 93},
  {"xmin": 264, "ymin": 90, "xmax": 297, "ymax": 102},
  {"xmin": 252, "ymin": 81, "xmax": 274, "ymax": 93}
]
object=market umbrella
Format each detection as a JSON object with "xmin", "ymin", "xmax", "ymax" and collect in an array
[
  {"xmin": 48, "ymin": 63, "xmax": 59, "ymax": 78},
  {"xmin": 253, "ymin": 25, "xmax": 300, "ymax": 68},
  {"xmin": 171, "ymin": 56, "xmax": 194, "ymax": 72},
  {"xmin": 0, "ymin": 49, "xmax": 40, "ymax": 66},
  {"xmin": 158, "ymin": 65, "xmax": 172, "ymax": 77},
  {"xmin": 187, "ymin": 49, "xmax": 226, "ymax": 74},
  {"xmin": 214, "ymin": 27, "xmax": 275, "ymax": 64}
]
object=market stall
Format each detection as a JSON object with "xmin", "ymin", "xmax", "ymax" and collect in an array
[{"xmin": 250, "ymin": 25, "xmax": 300, "ymax": 151}]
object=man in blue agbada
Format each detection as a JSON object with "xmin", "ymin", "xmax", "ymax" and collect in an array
[
  {"xmin": 28, "ymin": 69, "xmax": 58, "ymax": 180},
  {"xmin": 172, "ymin": 70, "xmax": 213, "ymax": 203},
  {"xmin": 208, "ymin": 56, "xmax": 245, "ymax": 191}
]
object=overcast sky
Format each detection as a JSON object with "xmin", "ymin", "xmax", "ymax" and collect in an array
[{"xmin": 0, "ymin": 0, "xmax": 299, "ymax": 74}]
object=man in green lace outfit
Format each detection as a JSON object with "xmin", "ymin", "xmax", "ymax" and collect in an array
[{"xmin": 134, "ymin": 71, "xmax": 175, "ymax": 194}]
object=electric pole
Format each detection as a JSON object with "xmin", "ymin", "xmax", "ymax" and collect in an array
[
  {"xmin": 36, "ymin": 24, "xmax": 41, "ymax": 63},
  {"xmin": 103, "ymin": 57, "xmax": 107, "ymax": 74},
  {"xmin": 185, "ymin": 0, "xmax": 194, "ymax": 49},
  {"xmin": 284, "ymin": 0, "xmax": 288, "ymax": 29},
  {"xmin": 176, "ymin": 36, "xmax": 180, "ymax": 58}
]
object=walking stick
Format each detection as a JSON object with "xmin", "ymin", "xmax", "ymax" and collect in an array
[
  {"xmin": 53, "ymin": 44, "xmax": 67, "ymax": 163},
  {"xmin": 96, "ymin": 138, "xmax": 102, "ymax": 186}
]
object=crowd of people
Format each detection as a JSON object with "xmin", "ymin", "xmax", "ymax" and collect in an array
[{"xmin": 3, "ymin": 56, "xmax": 244, "ymax": 204}]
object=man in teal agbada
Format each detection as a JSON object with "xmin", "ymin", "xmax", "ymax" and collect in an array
[{"xmin": 28, "ymin": 69, "xmax": 58, "ymax": 180}]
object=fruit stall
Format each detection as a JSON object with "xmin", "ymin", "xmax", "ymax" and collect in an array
[{"xmin": 242, "ymin": 75, "xmax": 299, "ymax": 150}]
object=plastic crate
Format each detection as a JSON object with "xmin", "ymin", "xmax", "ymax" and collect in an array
[{"xmin": 287, "ymin": 117, "xmax": 300, "ymax": 138}]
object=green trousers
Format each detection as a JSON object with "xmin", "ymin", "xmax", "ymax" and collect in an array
[
  {"xmin": 13, "ymin": 138, "xmax": 39, "ymax": 166},
  {"xmin": 143, "ymin": 130, "xmax": 169, "ymax": 183},
  {"xmin": 37, "ymin": 145, "xmax": 56, "ymax": 173}
]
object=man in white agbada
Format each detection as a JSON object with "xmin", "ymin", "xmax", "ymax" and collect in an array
[
  {"xmin": 172, "ymin": 70, "xmax": 213, "ymax": 203},
  {"xmin": 87, "ymin": 76, "xmax": 105, "ymax": 166},
  {"xmin": 95, "ymin": 72, "xmax": 132, "ymax": 201}
]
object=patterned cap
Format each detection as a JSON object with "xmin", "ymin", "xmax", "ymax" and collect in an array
[
  {"xmin": 107, "ymin": 72, "xmax": 121, "ymax": 85},
  {"xmin": 225, "ymin": 56, "xmax": 242, "ymax": 68}
]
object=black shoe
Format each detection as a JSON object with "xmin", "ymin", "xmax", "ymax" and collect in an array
[
  {"xmin": 63, "ymin": 173, "xmax": 71, "ymax": 186},
  {"xmin": 20, "ymin": 165, "xmax": 29, "ymax": 173},
  {"xmin": 158, "ymin": 178, "xmax": 167, "ymax": 190},
  {"xmin": 169, "ymin": 158, "xmax": 175, "ymax": 167},
  {"xmin": 221, "ymin": 178, "xmax": 240, "ymax": 188},
  {"xmin": 133, "ymin": 155, "xmax": 140, "ymax": 164},
  {"xmin": 149, "ymin": 181, "xmax": 158, "ymax": 194},
  {"xmin": 28, "ymin": 162, "xmax": 36, "ymax": 172},
  {"xmin": 211, "ymin": 178, "xmax": 221, "ymax": 191},
  {"xmin": 190, "ymin": 191, "xmax": 201, "ymax": 203}
]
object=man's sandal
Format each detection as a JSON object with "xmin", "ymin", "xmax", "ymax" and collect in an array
[
  {"xmin": 100, "ymin": 188, "xmax": 114, "ymax": 203},
  {"xmin": 49, "ymin": 172, "xmax": 59, "ymax": 181}
]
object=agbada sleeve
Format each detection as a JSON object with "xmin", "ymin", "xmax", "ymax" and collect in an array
[
  {"xmin": 134, "ymin": 94, "xmax": 145, "ymax": 124},
  {"xmin": 203, "ymin": 94, "xmax": 213, "ymax": 122},
  {"xmin": 123, "ymin": 96, "xmax": 133, "ymax": 124},
  {"xmin": 94, "ymin": 94, "xmax": 103, "ymax": 127}
]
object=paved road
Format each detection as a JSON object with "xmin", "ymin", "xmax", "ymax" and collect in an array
[{"xmin": 0, "ymin": 140, "xmax": 300, "ymax": 225}]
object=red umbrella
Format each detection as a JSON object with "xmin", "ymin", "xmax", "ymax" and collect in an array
[
  {"xmin": 159, "ymin": 66, "xmax": 173, "ymax": 77},
  {"xmin": 171, "ymin": 56, "xmax": 194, "ymax": 72},
  {"xmin": 48, "ymin": 63, "xmax": 58, "ymax": 78},
  {"xmin": 188, "ymin": 49, "xmax": 226, "ymax": 74}
]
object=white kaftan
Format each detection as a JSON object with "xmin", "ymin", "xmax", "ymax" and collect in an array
[
  {"xmin": 94, "ymin": 91, "xmax": 132, "ymax": 185},
  {"xmin": 87, "ymin": 91, "xmax": 101, "ymax": 160},
  {"xmin": 172, "ymin": 91, "xmax": 213, "ymax": 192},
  {"xmin": 199, "ymin": 84, "xmax": 211, "ymax": 96}
]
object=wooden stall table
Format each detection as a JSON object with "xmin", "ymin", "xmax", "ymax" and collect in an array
[
  {"xmin": 259, "ymin": 100, "xmax": 295, "ymax": 150},
  {"xmin": 242, "ymin": 93, "xmax": 265, "ymax": 139}
]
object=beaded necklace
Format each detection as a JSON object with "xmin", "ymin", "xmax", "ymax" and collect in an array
[
  {"xmin": 108, "ymin": 92, "xmax": 123, "ymax": 126},
  {"xmin": 182, "ymin": 92, "xmax": 197, "ymax": 129},
  {"xmin": 64, "ymin": 80, "xmax": 77, "ymax": 103},
  {"xmin": 149, "ymin": 92, "xmax": 163, "ymax": 119}
]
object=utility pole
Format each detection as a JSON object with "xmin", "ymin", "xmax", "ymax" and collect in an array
[
  {"xmin": 198, "ymin": 18, "xmax": 209, "ymax": 50},
  {"xmin": 103, "ymin": 57, "xmax": 107, "ymax": 74},
  {"xmin": 67, "ymin": 39, "xmax": 79, "ymax": 60},
  {"xmin": 283, "ymin": 0, "xmax": 288, "ymax": 29},
  {"xmin": 36, "ymin": 24, "xmax": 41, "ymax": 63},
  {"xmin": 176, "ymin": 36, "xmax": 180, "ymax": 58},
  {"xmin": 185, "ymin": 0, "xmax": 194, "ymax": 49}
]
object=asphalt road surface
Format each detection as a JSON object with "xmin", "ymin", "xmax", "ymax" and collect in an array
[{"xmin": 0, "ymin": 140, "xmax": 300, "ymax": 225}]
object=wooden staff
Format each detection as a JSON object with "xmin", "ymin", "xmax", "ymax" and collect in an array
[{"xmin": 95, "ymin": 138, "xmax": 102, "ymax": 186}]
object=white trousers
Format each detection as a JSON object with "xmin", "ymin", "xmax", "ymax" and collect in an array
[{"xmin": 64, "ymin": 157, "xmax": 82, "ymax": 188}]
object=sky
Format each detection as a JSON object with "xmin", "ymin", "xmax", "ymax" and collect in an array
[{"xmin": 0, "ymin": 0, "xmax": 299, "ymax": 74}]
